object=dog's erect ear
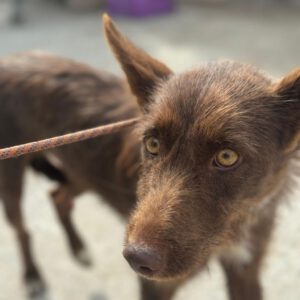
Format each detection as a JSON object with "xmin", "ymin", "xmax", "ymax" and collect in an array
[
  {"xmin": 274, "ymin": 68, "xmax": 300, "ymax": 153},
  {"xmin": 103, "ymin": 14, "xmax": 172, "ymax": 111},
  {"xmin": 276, "ymin": 68, "xmax": 300, "ymax": 99}
]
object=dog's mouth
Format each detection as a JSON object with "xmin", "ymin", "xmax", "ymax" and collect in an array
[{"xmin": 133, "ymin": 265, "xmax": 157, "ymax": 278}]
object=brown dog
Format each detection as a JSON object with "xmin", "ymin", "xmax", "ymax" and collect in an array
[
  {"xmin": 0, "ymin": 15, "xmax": 299, "ymax": 300},
  {"xmin": 0, "ymin": 47, "xmax": 141, "ymax": 297}
]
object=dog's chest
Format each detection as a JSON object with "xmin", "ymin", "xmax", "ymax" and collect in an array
[{"xmin": 220, "ymin": 239, "xmax": 253, "ymax": 266}]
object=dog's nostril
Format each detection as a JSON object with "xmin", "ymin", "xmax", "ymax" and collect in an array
[{"xmin": 123, "ymin": 245, "xmax": 162, "ymax": 276}]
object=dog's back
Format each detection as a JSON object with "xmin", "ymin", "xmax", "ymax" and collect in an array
[{"xmin": 0, "ymin": 51, "xmax": 140, "ymax": 209}]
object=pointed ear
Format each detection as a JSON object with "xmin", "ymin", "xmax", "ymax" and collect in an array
[
  {"xmin": 103, "ymin": 14, "xmax": 173, "ymax": 112},
  {"xmin": 274, "ymin": 68, "xmax": 300, "ymax": 153},
  {"xmin": 276, "ymin": 68, "xmax": 300, "ymax": 99}
]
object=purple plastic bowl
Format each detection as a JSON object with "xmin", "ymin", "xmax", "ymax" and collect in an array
[{"xmin": 108, "ymin": 0, "xmax": 174, "ymax": 17}]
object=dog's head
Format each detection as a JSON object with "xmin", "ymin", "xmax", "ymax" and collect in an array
[{"xmin": 104, "ymin": 15, "xmax": 300, "ymax": 281}]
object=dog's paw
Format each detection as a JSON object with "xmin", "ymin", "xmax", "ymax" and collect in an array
[
  {"xmin": 25, "ymin": 277, "xmax": 47, "ymax": 299},
  {"xmin": 74, "ymin": 248, "xmax": 93, "ymax": 267}
]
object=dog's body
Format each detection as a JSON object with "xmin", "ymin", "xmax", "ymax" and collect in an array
[
  {"xmin": 1, "ymin": 17, "xmax": 299, "ymax": 300},
  {"xmin": 0, "ymin": 51, "xmax": 141, "ymax": 296}
]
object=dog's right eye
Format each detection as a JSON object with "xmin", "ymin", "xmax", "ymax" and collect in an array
[
  {"xmin": 214, "ymin": 148, "xmax": 239, "ymax": 169},
  {"xmin": 144, "ymin": 137, "xmax": 160, "ymax": 155}
]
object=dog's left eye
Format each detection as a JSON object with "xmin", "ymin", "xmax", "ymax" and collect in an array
[
  {"xmin": 144, "ymin": 137, "xmax": 160, "ymax": 155},
  {"xmin": 214, "ymin": 148, "xmax": 239, "ymax": 169}
]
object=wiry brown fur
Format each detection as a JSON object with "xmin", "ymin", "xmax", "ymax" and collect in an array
[
  {"xmin": 104, "ymin": 15, "xmax": 299, "ymax": 300},
  {"xmin": 0, "ymin": 50, "xmax": 141, "ymax": 297},
  {"xmin": 0, "ymin": 15, "xmax": 299, "ymax": 300}
]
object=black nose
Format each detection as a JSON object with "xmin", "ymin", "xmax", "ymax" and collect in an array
[{"xmin": 123, "ymin": 245, "xmax": 162, "ymax": 276}]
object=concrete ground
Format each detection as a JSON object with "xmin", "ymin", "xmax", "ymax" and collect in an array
[{"xmin": 0, "ymin": 1, "xmax": 300, "ymax": 300}]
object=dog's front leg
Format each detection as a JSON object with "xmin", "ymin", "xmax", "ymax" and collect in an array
[
  {"xmin": 139, "ymin": 278, "xmax": 180, "ymax": 300},
  {"xmin": 221, "ymin": 257, "xmax": 263, "ymax": 300},
  {"xmin": 0, "ymin": 159, "xmax": 46, "ymax": 298},
  {"xmin": 220, "ymin": 212, "xmax": 275, "ymax": 300}
]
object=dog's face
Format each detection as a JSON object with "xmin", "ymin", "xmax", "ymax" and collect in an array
[{"xmin": 104, "ymin": 15, "xmax": 300, "ymax": 280}]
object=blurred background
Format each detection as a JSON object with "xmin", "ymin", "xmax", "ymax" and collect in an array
[{"xmin": 0, "ymin": 0, "xmax": 300, "ymax": 299}]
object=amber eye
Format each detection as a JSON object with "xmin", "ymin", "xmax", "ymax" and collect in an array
[
  {"xmin": 215, "ymin": 148, "xmax": 239, "ymax": 168},
  {"xmin": 145, "ymin": 137, "xmax": 160, "ymax": 155}
]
